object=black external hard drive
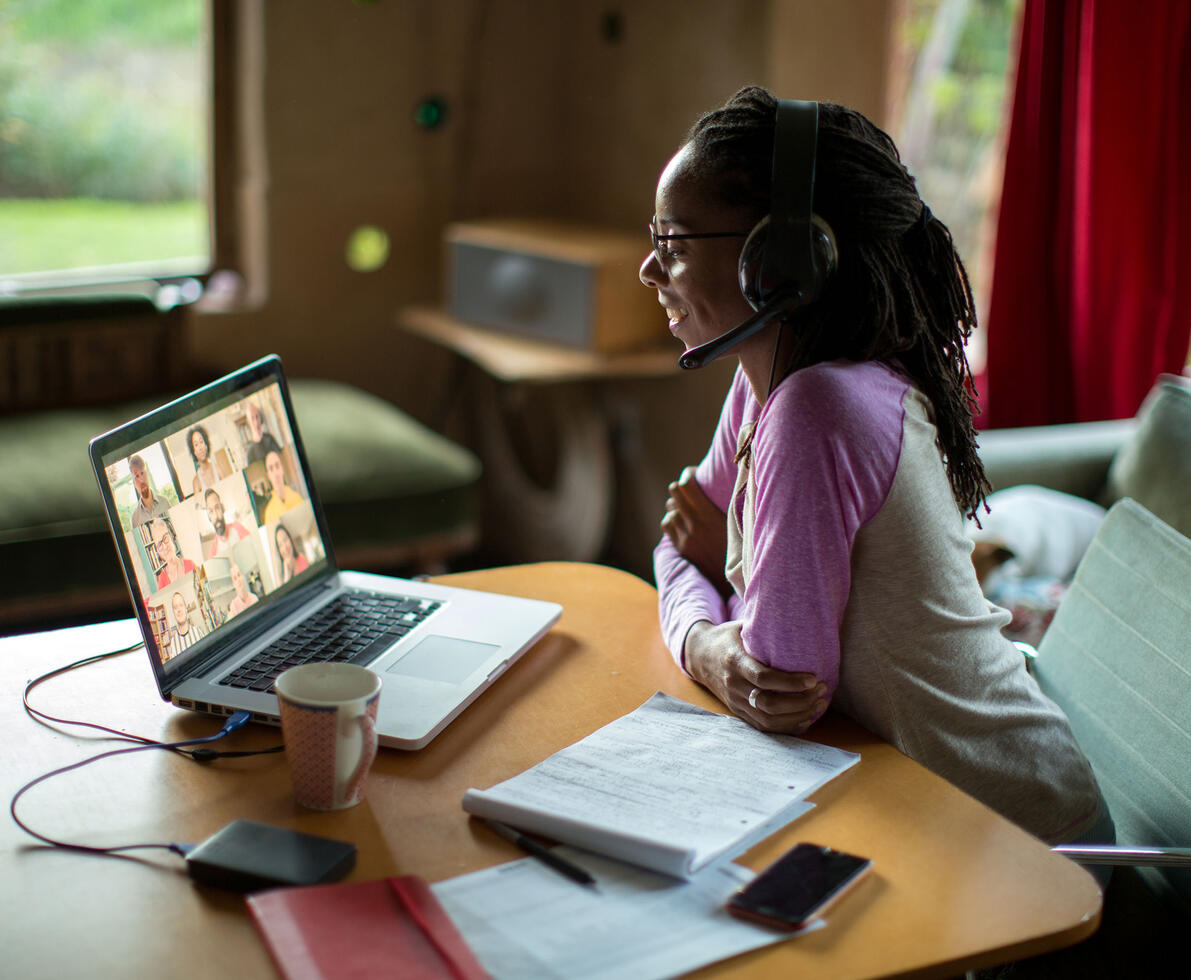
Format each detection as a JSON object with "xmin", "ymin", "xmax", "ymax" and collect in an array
[{"xmin": 185, "ymin": 819, "xmax": 356, "ymax": 892}]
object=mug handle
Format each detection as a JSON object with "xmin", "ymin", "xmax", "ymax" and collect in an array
[{"xmin": 344, "ymin": 710, "xmax": 378, "ymax": 804}]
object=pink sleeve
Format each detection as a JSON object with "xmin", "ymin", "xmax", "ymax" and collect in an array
[
  {"xmin": 737, "ymin": 364, "xmax": 905, "ymax": 698},
  {"xmin": 654, "ymin": 368, "xmax": 751, "ymax": 671}
]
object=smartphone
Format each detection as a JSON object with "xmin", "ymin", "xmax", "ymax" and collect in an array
[{"xmin": 726, "ymin": 843, "xmax": 872, "ymax": 930}]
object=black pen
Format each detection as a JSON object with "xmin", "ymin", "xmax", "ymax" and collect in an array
[{"xmin": 482, "ymin": 818, "xmax": 597, "ymax": 888}]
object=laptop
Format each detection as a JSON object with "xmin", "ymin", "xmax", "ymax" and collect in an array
[{"xmin": 89, "ymin": 354, "xmax": 561, "ymax": 750}]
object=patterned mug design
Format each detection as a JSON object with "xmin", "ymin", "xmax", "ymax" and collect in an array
[{"xmin": 275, "ymin": 664, "xmax": 381, "ymax": 810}]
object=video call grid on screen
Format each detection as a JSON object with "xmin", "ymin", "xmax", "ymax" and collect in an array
[{"xmin": 100, "ymin": 379, "xmax": 328, "ymax": 671}]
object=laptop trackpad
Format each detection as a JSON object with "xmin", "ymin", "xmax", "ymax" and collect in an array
[{"xmin": 386, "ymin": 635, "xmax": 500, "ymax": 684}]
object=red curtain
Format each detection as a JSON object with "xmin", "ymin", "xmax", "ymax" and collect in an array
[{"xmin": 981, "ymin": 0, "xmax": 1191, "ymax": 428}]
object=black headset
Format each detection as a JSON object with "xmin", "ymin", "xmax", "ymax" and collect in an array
[{"xmin": 679, "ymin": 98, "xmax": 838, "ymax": 370}]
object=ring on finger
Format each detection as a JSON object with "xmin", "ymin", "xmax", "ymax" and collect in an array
[{"xmin": 748, "ymin": 687, "xmax": 760, "ymax": 710}]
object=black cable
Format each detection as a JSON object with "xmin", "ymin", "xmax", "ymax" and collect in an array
[
  {"xmin": 21, "ymin": 640, "xmax": 283, "ymax": 761},
  {"xmin": 13, "ymin": 641, "xmax": 285, "ymax": 856},
  {"xmin": 10, "ymin": 710, "xmax": 252, "ymax": 855},
  {"xmin": 22, "ymin": 641, "xmax": 158, "ymax": 744}
]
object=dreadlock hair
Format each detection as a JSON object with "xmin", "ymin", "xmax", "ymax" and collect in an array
[{"xmin": 683, "ymin": 85, "xmax": 991, "ymax": 521}]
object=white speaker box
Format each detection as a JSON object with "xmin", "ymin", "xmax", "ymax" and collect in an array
[{"xmin": 446, "ymin": 219, "xmax": 666, "ymax": 353}]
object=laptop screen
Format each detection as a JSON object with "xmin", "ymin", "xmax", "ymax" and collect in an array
[{"xmin": 94, "ymin": 366, "xmax": 330, "ymax": 675}]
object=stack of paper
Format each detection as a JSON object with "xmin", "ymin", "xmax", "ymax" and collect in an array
[
  {"xmin": 462, "ymin": 691, "xmax": 860, "ymax": 878},
  {"xmin": 444, "ymin": 692, "xmax": 860, "ymax": 979}
]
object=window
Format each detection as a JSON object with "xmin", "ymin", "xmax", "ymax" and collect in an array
[
  {"xmin": 887, "ymin": 0, "xmax": 1023, "ymax": 373},
  {"xmin": 0, "ymin": 0, "xmax": 210, "ymax": 294}
]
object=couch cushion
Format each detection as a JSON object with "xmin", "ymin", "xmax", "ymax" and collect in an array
[
  {"xmin": 976, "ymin": 418, "xmax": 1137, "ymax": 498},
  {"xmin": 0, "ymin": 400, "xmax": 156, "ymax": 545},
  {"xmin": 1104, "ymin": 377, "xmax": 1191, "ymax": 539},
  {"xmin": 289, "ymin": 380, "xmax": 481, "ymax": 562}
]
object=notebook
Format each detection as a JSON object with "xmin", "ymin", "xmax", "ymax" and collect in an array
[
  {"xmin": 247, "ymin": 876, "xmax": 491, "ymax": 980},
  {"xmin": 88, "ymin": 354, "xmax": 561, "ymax": 750}
]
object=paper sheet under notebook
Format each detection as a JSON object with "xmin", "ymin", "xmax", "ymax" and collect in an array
[{"xmin": 432, "ymin": 848, "xmax": 822, "ymax": 980}]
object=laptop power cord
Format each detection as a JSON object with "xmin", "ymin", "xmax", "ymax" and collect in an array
[
  {"xmin": 21, "ymin": 643, "xmax": 284, "ymax": 761},
  {"xmin": 11, "ymin": 643, "xmax": 283, "ymax": 858}
]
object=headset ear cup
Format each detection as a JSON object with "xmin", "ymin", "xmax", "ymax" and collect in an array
[
  {"xmin": 737, "ymin": 216, "xmax": 772, "ymax": 312},
  {"xmin": 738, "ymin": 213, "xmax": 838, "ymax": 311},
  {"xmin": 811, "ymin": 214, "xmax": 839, "ymax": 284}
]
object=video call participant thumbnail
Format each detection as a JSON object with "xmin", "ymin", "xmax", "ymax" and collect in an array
[
  {"xmin": 162, "ymin": 591, "xmax": 206, "ymax": 658},
  {"xmin": 150, "ymin": 518, "xmax": 197, "ymax": 589},
  {"xmin": 203, "ymin": 488, "xmax": 250, "ymax": 559},
  {"xmin": 129, "ymin": 454, "xmax": 170, "ymax": 527},
  {"xmin": 262, "ymin": 450, "xmax": 303, "ymax": 525}
]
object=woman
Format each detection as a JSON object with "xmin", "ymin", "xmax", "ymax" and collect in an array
[
  {"xmin": 645, "ymin": 87, "xmax": 1110, "ymax": 852},
  {"xmin": 187, "ymin": 425, "xmax": 218, "ymax": 496},
  {"xmin": 274, "ymin": 523, "xmax": 309, "ymax": 584},
  {"xmin": 150, "ymin": 518, "xmax": 197, "ymax": 589},
  {"xmin": 226, "ymin": 561, "xmax": 259, "ymax": 618},
  {"xmin": 262, "ymin": 449, "xmax": 302, "ymax": 525}
]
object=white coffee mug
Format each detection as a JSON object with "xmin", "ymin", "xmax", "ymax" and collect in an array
[{"xmin": 275, "ymin": 663, "xmax": 382, "ymax": 810}]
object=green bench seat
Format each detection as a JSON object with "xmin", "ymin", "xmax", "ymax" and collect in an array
[{"xmin": 0, "ymin": 378, "xmax": 480, "ymax": 633}]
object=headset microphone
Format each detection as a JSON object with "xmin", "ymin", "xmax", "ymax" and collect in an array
[{"xmin": 678, "ymin": 286, "xmax": 805, "ymax": 370}]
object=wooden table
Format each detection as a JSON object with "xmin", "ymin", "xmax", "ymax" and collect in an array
[{"xmin": 1, "ymin": 562, "xmax": 1101, "ymax": 979}]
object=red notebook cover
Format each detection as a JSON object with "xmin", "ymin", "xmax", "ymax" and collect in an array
[{"xmin": 247, "ymin": 876, "xmax": 490, "ymax": 980}]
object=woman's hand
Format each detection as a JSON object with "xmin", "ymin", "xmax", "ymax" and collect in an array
[
  {"xmin": 661, "ymin": 466, "xmax": 730, "ymax": 595},
  {"xmin": 684, "ymin": 620, "xmax": 827, "ymax": 735}
]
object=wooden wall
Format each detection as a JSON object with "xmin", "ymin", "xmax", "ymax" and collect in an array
[{"xmin": 194, "ymin": 0, "xmax": 893, "ymax": 574}]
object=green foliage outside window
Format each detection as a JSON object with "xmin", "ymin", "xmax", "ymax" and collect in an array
[
  {"xmin": 892, "ymin": 0, "xmax": 1023, "ymax": 367},
  {"xmin": 0, "ymin": 0, "xmax": 206, "ymax": 279}
]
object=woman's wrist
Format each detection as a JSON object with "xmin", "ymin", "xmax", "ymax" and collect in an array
[{"xmin": 682, "ymin": 620, "xmax": 713, "ymax": 684}]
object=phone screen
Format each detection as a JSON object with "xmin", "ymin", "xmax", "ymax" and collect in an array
[{"xmin": 727, "ymin": 843, "xmax": 872, "ymax": 929}]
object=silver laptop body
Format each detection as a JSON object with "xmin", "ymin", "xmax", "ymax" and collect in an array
[{"xmin": 89, "ymin": 355, "xmax": 560, "ymax": 749}]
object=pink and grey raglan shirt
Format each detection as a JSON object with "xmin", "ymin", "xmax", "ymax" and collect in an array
[{"xmin": 655, "ymin": 360, "xmax": 1101, "ymax": 844}]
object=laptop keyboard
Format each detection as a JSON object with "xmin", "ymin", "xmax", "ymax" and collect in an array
[{"xmin": 218, "ymin": 590, "xmax": 442, "ymax": 692}]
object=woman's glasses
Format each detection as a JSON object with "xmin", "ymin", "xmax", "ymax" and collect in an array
[{"xmin": 649, "ymin": 216, "xmax": 749, "ymax": 264}]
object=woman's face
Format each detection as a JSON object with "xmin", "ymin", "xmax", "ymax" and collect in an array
[
  {"xmin": 639, "ymin": 143, "xmax": 758, "ymax": 353},
  {"xmin": 152, "ymin": 521, "xmax": 176, "ymax": 561},
  {"xmin": 191, "ymin": 430, "xmax": 208, "ymax": 462},
  {"xmin": 277, "ymin": 529, "xmax": 294, "ymax": 563},
  {"xmin": 266, "ymin": 452, "xmax": 285, "ymax": 494},
  {"xmin": 231, "ymin": 563, "xmax": 247, "ymax": 596}
]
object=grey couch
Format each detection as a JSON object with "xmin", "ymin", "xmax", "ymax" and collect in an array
[{"xmin": 977, "ymin": 374, "xmax": 1191, "ymax": 541}]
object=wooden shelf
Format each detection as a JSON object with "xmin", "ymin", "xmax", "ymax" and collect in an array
[{"xmin": 397, "ymin": 306, "xmax": 681, "ymax": 385}]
